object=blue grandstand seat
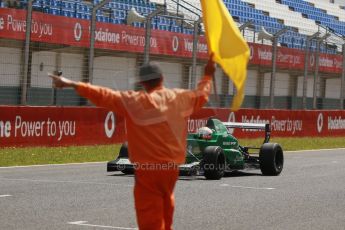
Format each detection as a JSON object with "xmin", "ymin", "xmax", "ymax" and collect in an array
[
  {"xmin": 50, "ymin": 0, "xmax": 60, "ymax": 8},
  {"xmin": 171, "ymin": 26, "xmax": 182, "ymax": 33},
  {"xmin": 113, "ymin": 10, "xmax": 120, "ymax": 18},
  {"xmin": 61, "ymin": 0, "xmax": 75, "ymax": 10},
  {"xmin": 138, "ymin": 6, "xmax": 147, "ymax": 14},
  {"xmin": 50, "ymin": 8, "xmax": 60, "ymax": 15},
  {"xmin": 3, "ymin": 0, "xmax": 306, "ymax": 38},
  {"xmin": 82, "ymin": 13, "xmax": 91, "ymax": 20},
  {"xmin": 32, "ymin": 0, "xmax": 43, "ymax": 9},
  {"xmin": 133, "ymin": 22, "xmax": 145, "ymax": 28},
  {"xmin": 110, "ymin": 18, "xmax": 121, "ymax": 24},
  {"xmin": 76, "ymin": 3, "xmax": 90, "ymax": 13},
  {"xmin": 148, "ymin": 2, "xmax": 155, "ymax": 8},
  {"xmin": 183, "ymin": 28, "xmax": 194, "ymax": 35},
  {"xmin": 280, "ymin": 0, "xmax": 345, "ymax": 36},
  {"xmin": 113, "ymin": 10, "xmax": 126, "ymax": 19},
  {"xmin": 75, "ymin": 12, "xmax": 82, "ymax": 19},
  {"xmin": 61, "ymin": 9, "xmax": 75, "ymax": 18},
  {"xmin": 159, "ymin": 24, "xmax": 168, "ymax": 31},
  {"xmin": 113, "ymin": 2, "xmax": 120, "ymax": 8},
  {"xmin": 118, "ymin": 3, "xmax": 130, "ymax": 10},
  {"xmin": 96, "ymin": 15, "xmax": 109, "ymax": 23},
  {"xmin": 225, "ymin": 0, "xmax": 316, "ymax": 50}
]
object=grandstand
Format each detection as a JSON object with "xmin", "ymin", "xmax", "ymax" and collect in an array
[{"xmin": 0, "ymin": 0, "xmax": 344, "ymax": 109}]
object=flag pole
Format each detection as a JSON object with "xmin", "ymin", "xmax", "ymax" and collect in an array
[{"xmin": 212, "ymin": 73, "xmax": 218, "ymax": 104}]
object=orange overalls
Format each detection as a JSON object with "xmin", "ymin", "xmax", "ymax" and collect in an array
[{"xmin": 76, "ymin": 74, "xmax": 212, "ymax": 230}]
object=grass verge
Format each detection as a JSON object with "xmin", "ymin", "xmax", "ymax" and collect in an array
[
  {"xmin": 240, "ymin": 137, "xmax": 345, "ymax": 151},
  {"xmin": 0, "ymin": 145, "xmax": 121, "ymax": 167},
  {"xmin": 1, "ymin": 137, "xmax": 345, "ymax": 167}
]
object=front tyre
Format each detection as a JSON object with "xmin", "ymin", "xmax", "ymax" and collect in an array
[
  {"xmin": 202, "ymin": 146, "xmax": 225, "ymax": 180},
  {"xmin": 259, "ymin": 143, "xmax": 284, "ymax": 176}
]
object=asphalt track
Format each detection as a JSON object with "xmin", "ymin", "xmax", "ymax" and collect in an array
[{"xmin": 1, "ymin": 149, "xmax": 345, "ymax": 230}]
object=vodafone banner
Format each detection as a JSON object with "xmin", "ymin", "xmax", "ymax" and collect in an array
[
  {"xmin": 0, "ymin": 8, "xmax": 208, "ymax": 59},
  {"xmin": 0, "ymin": 106, "xmax": 126, "ymax": 147},
  {"xmin": 1, "ymin": 106, "xmax": 345, "ymax": 147},
  {"xmin": 189, "ymin": 108, "xmax": 345, "ymax": 138},
  {"xmin": 248, "ymin": 43, "xmax": 343, "ymax": 74},
  {"xmin": 0, "ymin": 8, "xmax": 343, "ymax": 74}
]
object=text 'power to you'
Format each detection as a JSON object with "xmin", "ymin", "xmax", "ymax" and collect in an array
[{"xmin": 0, "ymin": 116, "xmax": 76, "ymax": 141}]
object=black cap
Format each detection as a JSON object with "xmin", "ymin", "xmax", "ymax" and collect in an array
[{"xmin": 138, "ymin": 62, "xmax": 163, "ymax": 82}]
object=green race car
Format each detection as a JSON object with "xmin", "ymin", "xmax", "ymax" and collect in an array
[{"xmin": 107, "ymin": 118, "xmax": 284, "ymax": 180}]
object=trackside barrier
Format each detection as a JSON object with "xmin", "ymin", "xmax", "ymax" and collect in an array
[
  {"xmin": 1, "ymin": 106, "xmax": 345, "ymax": 147},
  {"xmin": 0, "ymin": 8, "xmax": 342, "ymax": 74}
]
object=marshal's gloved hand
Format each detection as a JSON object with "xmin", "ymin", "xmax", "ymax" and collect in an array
[{"xmin": 48, "ymin": 71, "xmax": 78, "ymax": 89}]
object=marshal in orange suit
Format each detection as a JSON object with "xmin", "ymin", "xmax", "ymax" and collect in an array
[{"xmin": 49, "ymin": 55, "xmax": 215, "ymax": 230}]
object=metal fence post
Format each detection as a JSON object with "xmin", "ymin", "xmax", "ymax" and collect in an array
[
  {"xmin": 21, "ymin": 0, "xmax": 33, "ymax": 105},
  {"xmin": 302, "ymin": 39, "xmax": 310, "ymax": 109},
  {"xmin": 312, "ymin": 40, "xmax": 321, "ymax": 109},
  {"xmin": 88, "ymin": 0, "xmax": 111, "ymax": 84},
  {"xmin": 341, "ymin": 43, "xmax": 345, "ymax": 109},
  {"xmin": 237, "ymin": 21, "xmax": 253, "ymax": 95},
  {"xmin": 144, "ymin": 8, "xmax": 164, "ymax": 64},
  {"xmin": 313, "ymin": 34, "xmax": 329, "ymax": 109},
  {"xmin": 302, "ymin": 32, "xmax": 319, "ymax": 109},
  {"xmin": 269, "ymin": 28, "xmax": 288, "ymax": 108},
  {"xmin": 143, "ymin": 17, "xmax": 152, "ymax": 65},
  {"xmin": 190, "ymin": 17, "xmax": 202, "ymax": 89},
  {"xmin": 269, "ymin": 37, "xmax": 278, "ymax": 109}
]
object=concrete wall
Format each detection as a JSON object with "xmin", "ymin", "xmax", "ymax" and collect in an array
[
  {"xmin": 0, "ymin": 47, "xmax": 21, "ymax": 87},
  {"xmin": 325, "ymin": 78, "xmax": 341, "ymax": 99},
  {"xmin": 245, "ymin": 70, "xmax": 258, "ymax": 96},
  {"xmin": 31, "ymin": 51, "xmax": 56, "ymax": 88},
  {"xmin": 93, "ymin": 56, "xmax": 136, "ymax": 90},
  {"xmin": 296, "ymin": 75, "xmax": 315, "ymax": 97},
  {"xmin": 155, "ymin": 61, "xmax": 183, "ymax": 89}
]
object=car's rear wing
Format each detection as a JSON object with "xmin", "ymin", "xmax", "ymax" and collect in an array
[{"xmin": 223, "ymin": 122, "xmax": 271, "ymax": 143}]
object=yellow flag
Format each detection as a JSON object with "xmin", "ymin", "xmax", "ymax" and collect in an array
[{"xmin": 200, "ymin": 0, "xmax": 250, "ymax": 111}]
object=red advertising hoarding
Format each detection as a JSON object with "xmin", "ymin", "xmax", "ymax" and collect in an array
[
  {"xmin": 248, "ymin": 43, "xmax": 343, "ymax": 73},
  {"xmin": 1, "ymin": 106, "xmax": 345, "ymax": 147},
  {"xmin": 0, "ymin": 106, "xmax": 126, "ymax": 147},
  {"xmin": 189, "ymin": 108, "xmax": 345, "ymax": 138},
  {"xmin": 0, "ymin": 8, "xmax": 208, "ymax": 59},
  {"xmin": 0, "ymin": 8, "xmax": 343, "ymax": 73}
]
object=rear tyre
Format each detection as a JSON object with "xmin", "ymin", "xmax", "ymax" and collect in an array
[
  {"xmin": 259, "ymin": 143, "xmax": 284, "ymax": 176},
  {"xmin": 117, "ymin": 142, "xmax": 133, "ymax": 174},
  {"xmin": 118, "ymin": 142, "xmax": 128, "ymax": 158},
  {"xmin": 202, "ymin": 146, "xmax": 225, "ymax": 180}
]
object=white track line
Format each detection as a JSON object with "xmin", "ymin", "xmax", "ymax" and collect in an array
[
  {"xmin": 68, "ymin": 221, "xmax": 137, "ymax": 229},
  {"xmin": 0, "ymin": 178, "xmax": 133, "ymax": 187},
  {"xmin": 286, "ymin": 148, "xmax": 345, "ymax": 153},
  {"xmin": 0, "ymin": 161, "xmax": 106, "ymax": 169},
  {"xmin": 220, "ymin": 184, "xmax": 275, "ymax": 190},
  {"xmin": 0, "ymin": 148, "xmax": 344, "ymax": 170},
  {"xmin": 0, "ymin": 194, "xmax": 12, "ymax": 198}
]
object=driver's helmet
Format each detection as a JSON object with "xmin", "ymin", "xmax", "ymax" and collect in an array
[{"xmin": 197, "ymin": 127, "xmax": 213, "ymax": 140}]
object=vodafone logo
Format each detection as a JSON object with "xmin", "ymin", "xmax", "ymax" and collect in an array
[
  {"xmin": 227, "ymin": 112, "xmax": 236, "ymax": 134},
  {"xmin": 74, "ymin": 23, "xmax": 82, "ymax": 41},
  {"xmin": 104, "ymin": 112, "xmax": 115, "ymax": 138},
  {"xmin": 317, "ymin": 113, "xmax": 323, "ymax": 133},
  {"xmin": 172, "ymin": 36, "xmax": 179, "ymax": 52}
]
